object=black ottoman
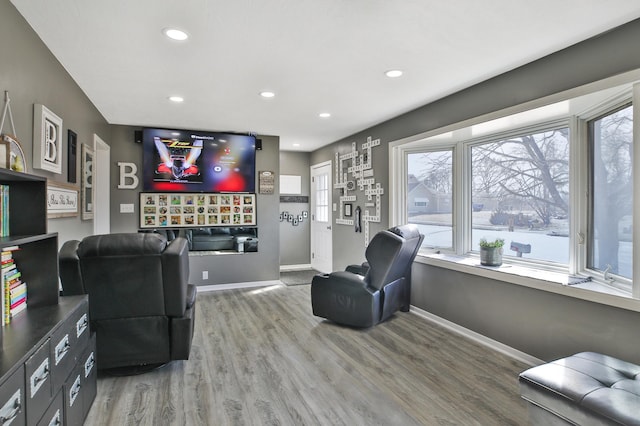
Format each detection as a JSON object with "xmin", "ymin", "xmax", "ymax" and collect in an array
[{"xmin": 519, "ymin": 352, "xmax": 640, "ymax": 425}]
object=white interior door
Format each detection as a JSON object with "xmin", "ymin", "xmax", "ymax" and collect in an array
[
  {"xmin": 93, "ymin": 134, "xmax": 110, "ymax": 235},
  {"xmin": 311, "ymin": 161, "xmax": 332, "ymax": 273}
]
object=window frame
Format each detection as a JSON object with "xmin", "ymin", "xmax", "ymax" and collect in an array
[{"xmin": 389, "ymin": 77, "xmax": 640, "ymax": 307}]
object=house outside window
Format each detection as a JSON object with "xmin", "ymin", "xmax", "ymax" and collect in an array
[{"xmin": 407, "ymin": 150, "xmax": 453, "ymax": 250}]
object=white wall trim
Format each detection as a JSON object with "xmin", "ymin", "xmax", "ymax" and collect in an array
[
  {"xmin": 410, "ymin": 305, "xmax": 543, "ymax": 367},
  {"xmin": 197, "ymin": 280, "xmax": 282, "ymax": 293},
  {"xmin": 280, "ymin": 264, "xmax": 312, "ymax": 272}
]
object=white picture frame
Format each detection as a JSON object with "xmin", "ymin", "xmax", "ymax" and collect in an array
[
  {"xmin": 47, "ymin": 181, "xmax": 79, "ymax": 218},
  {"xmin": 33, "ymin": 104, "xmax": 63, "ymax": 174},
  {"xmin": 81, "ymin": 143, "xmax": 94, "ymax": 220}
]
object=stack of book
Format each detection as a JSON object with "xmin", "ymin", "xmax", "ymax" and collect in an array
[
  {"xmin": 2, "ymin": 246, "xmax": 26, "ymax": 325},
  {"xmin": 0, "ymin": 185, "xmax": 8, "ymax": 237}
]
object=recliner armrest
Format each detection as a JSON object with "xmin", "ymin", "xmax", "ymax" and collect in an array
[
  {"xmin": 59, "ymin": 240, "xmax": 84, "ymax": 296},
  {"xmin": 162, "ymin": 237, "xmax": 190, "ymax": 316}
]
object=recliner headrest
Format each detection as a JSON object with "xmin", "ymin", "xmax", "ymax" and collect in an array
[
  {"xmin": 388, "ymin": 224, "xmax": 421, "ymax": 240},
  {"xmin": 77, "ymin": 233, "xmax": 167, "ymax": 257}
]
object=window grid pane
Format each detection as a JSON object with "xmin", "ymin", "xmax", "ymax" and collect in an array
[
  {"xmin": 589, "ymin": 104, "xmax": 633, "ymax": 280},
  {"xmin": 470, "ymin": 127, "xmax": 570, "ymax": 263},
  {"xmin": 407, "ymin": 150, "xmax": 453, "ymax": 250},
  {"xmin": 315, "ymin": 175, "xmax": 329, "ymax": 223}
]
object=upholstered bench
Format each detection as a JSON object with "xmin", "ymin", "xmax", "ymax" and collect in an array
[{"xmin": 519, "ymin": 352, "xmax": 640, "ymax": 425}]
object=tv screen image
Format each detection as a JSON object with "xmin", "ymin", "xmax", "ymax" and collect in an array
[{"xmin": 142, "ymin": 128, "xmax": 256, "ymax": 193}]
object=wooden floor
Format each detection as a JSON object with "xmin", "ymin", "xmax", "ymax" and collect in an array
[{"xmin": 84, "ymin": 284, "xmax": 530, "ymax": 425}]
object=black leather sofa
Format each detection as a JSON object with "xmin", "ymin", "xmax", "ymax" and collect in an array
[
  {"xmin": 147, "ymin": 227, "xmax": 257, "ymax": 252},
  {"xmin": 519, "ymin": 352, "xmax": 640, "ymax": 425},
  {"xmin": 58, "ymin": 233, "xmax": 197, "ymax": 371}
]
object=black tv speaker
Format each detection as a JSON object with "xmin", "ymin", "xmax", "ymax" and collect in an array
[
  {"xmin": 256, "ymin": 139, "xmax": 262, "ymax": 150},
  {"xmin": 134, "ymin": 130, "xmax": 143, "ymax": 144}
]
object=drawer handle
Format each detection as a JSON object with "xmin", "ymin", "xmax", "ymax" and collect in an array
[
  {"xmin": 30, "ymin": 359, "xmax": 50, "ymax": 398},
  {"xmin": 55, "ymin": 335, "xmax": 70, "ymax": 365},
  {"xmin": 84, "ymin": 352, "xmax": 95, "ymax": 378},
  {"xmin": 46, "ymin": 409, "xmax": 61, "ymax": 426},
  {"xmin": 69, "ymin": 376, "xmax": 81, "ymax": 407},
  {"xmin": 76, "ymin": 314, "xmax": 88, "ymax": 338},
  {"xmin": 0, "ymin": 391, "xmax": 21, "ymax": 425}
]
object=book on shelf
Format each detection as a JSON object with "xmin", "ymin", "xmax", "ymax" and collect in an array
[
  {"xmin": 0, "ymin": 185, "xmax": 8, "ymax": 237},
  {"xmin": 1, "ymin": 248, "xmax": 26, "ymax": 325}
]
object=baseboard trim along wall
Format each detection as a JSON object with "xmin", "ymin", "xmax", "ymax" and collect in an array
[
  {"xmin": 410, "ymin": 306, "xmax": 543, "ymax": 367},
  {"xmin": 197, "ymin": 280, "xmax": 282, "ymax": 293},
  {"xmin": 280, "ymin": 264, "xmax": 312, "ymax": 272}
]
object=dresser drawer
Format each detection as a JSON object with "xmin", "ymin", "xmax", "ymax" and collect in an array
[
  {"xmin": 50, "ymin": 305, "xmax": 89, "ymax": 393},
  {"xmin": 0, "ymin": 365, "xmax": 26, "ymax": 426},
  {"xmin": 35, "ymin": 389, "xmax": 62, "ymax": 426},
  {"xmin": 25, "ymin": 341, "xmax": 52, "ymax": 426}
]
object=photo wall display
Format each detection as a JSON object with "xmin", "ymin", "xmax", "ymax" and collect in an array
[{"xmin": 139, "ymin": 192, "xmax": 256, "ymax": 228}]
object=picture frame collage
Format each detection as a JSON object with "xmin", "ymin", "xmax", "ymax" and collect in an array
[{"xmin": 140, "ymin": 192, "xmax": 256, "ymax": 228}]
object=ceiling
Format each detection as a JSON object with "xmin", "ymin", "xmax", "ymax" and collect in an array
[{"xmin": 10, "ymin": 1, "xmax": 640, "ymax": 152}]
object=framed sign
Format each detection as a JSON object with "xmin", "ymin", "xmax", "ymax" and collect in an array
[
  {"xmin": 81, "ymin": 143, "xmax": 94, "ymax": 220},
  {"xmin": 139, "ymin": 192, "xmax": 256, "ymax": 228},
  {"xmin": 33, "ymin": 104, "xmax": 63, "ymax": 174},
  {"xmin": 47, "ymin": 181, "xmax": 79, "ymax": 218}
]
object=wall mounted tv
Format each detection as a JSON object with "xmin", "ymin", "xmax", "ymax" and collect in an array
[{"xmin": 142, "ymin": 128, "xmax": 256, "ymax": 193}]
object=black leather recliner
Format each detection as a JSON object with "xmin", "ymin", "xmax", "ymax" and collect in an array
[
  {"xmin": 311, "ymin": 224, "xmax": 424, "ymax": 327},
  {"xmin": 58, "ymin": 233, "xmax": 197, "ymax": 371}
]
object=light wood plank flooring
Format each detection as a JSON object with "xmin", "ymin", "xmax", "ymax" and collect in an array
[{"xmin": 84, "ymin": 284, "xmax": 529, "ymax": 425}]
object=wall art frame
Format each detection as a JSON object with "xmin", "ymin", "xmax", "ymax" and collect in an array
[
  {"xmin": 47, "ymin": 181, "xmax": 79, "ymax": 218},
  {"xmin": 67, "ymin": 129, "xmax": 77, "ymax": 183},
  {"xmin": 33, "ymin": 104, "xmax": 63, "ymax": 174},
  {"xmin": 81, "ymin": 143, "xmax": 94, "ymax": 220},
  {"xmin": 139, "ymin": 192, "xmax": 257, "ymax": 228}
]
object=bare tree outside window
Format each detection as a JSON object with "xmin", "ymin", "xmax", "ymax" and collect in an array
[{"xmin": 471, "ymin": 128, "xmax": 570, "ymax": 263}]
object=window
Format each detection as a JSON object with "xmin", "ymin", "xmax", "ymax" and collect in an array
[
  {"xmin": 471, "ymin": 127, "xmax": 570, "ymax": 264},
  {"xmin": 407, "ymin": 150, "xmax": 453, "ymax": 250},
  {"xmin": 588, "ymin": 104, "xmax": 633, "ymax": 282},
  {"xmin": 390, "ymin": 79, "xmax": 640, "ymax": 302},
  {"xmin": 314, "ymin": 174, "xmax": 329, "ymax": 223}
]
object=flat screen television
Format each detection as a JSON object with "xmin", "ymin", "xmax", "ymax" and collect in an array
[{"xmin": 142, "ymin": 128, "xmax": 256, "ymax": 193}]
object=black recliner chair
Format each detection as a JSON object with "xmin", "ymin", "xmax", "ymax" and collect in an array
[
  {"xmin": 58, "ymin": 233, "xmax": 197, "ymax": 372},
  {"xmin": 311, "ymin": 224, "xmax": 424, "ymax": 327}
]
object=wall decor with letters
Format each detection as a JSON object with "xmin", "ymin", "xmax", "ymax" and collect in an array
[{"xmin": 33, "ymin": 104, "xmax": 63, "ymax": 174}]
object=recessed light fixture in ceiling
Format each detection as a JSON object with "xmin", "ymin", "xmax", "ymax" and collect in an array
[
  {"xmin": 260, "ymin": 91, "xmax": 275, "ymax": 98},
  {"xmin": 168, "ymin": 96, "xmax": 184, "ymax": 103},
  {"xmin": 385, "ymin": 69, "xmax": 403, "ymax": 78},
  {"xmin": 319, "ymin": 112, "xmax": 331, "ymax": 118},
  {"xmin": 163, "ymin": 28, "xmax": 189, "ymax": 41},
  {"xmin": 293, "ymin": 143, "xmax": 301, "ymax": 147}
]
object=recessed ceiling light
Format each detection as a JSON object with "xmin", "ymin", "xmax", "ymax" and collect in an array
[
  {"xmin": 385, "ymin": 69, "xmax": 403, "ymax": 78},
  {"xmin": 293, "ymin": 143, "xmax": 301, "ymax": 147},
  {"xmin": 260, "ymin": 91, "xmax": 275, "ymax": 98},
  {"xmin": 168, "ymin": 96, "xmax": 184, "ymax": 103},
  {"xmin": 319, "ymin": 112, "xmax": 331, "ymax": 118},
  {"xmin": 163, "ymin": 28, "xmax": 189, "ymax": 41}
]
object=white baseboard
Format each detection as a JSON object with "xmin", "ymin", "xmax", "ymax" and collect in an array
[
  {"xmin": 280, "ymin": 264, "xmax": 312, "ymax": 272},
  {"xmin": 197, "ymin": 280, "xmax": 282, "ymax": 293},
  {"xmin": 410, "ymin": 306, "xmax": 543, "ymax": 367}
]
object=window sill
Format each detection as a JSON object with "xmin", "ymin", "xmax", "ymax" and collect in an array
[{"xmin": 415, "ymin": 253, "xmax": 640, "ymax": 313}]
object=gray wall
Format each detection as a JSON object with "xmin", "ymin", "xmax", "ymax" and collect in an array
[
  {"xmin": 279, "ymin": 151, "xmax": 310, "ymax": 266},
  {"xmin": 311, "ymin": 17, "xmax": 640, "ymax": 363},
  {"xmin": 109, "ymin": 125, "xmax": 281, "ymax": 285},
  {"xmin": 0, "ymin": 1, "xmax": 111, "ymax": 247}
]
